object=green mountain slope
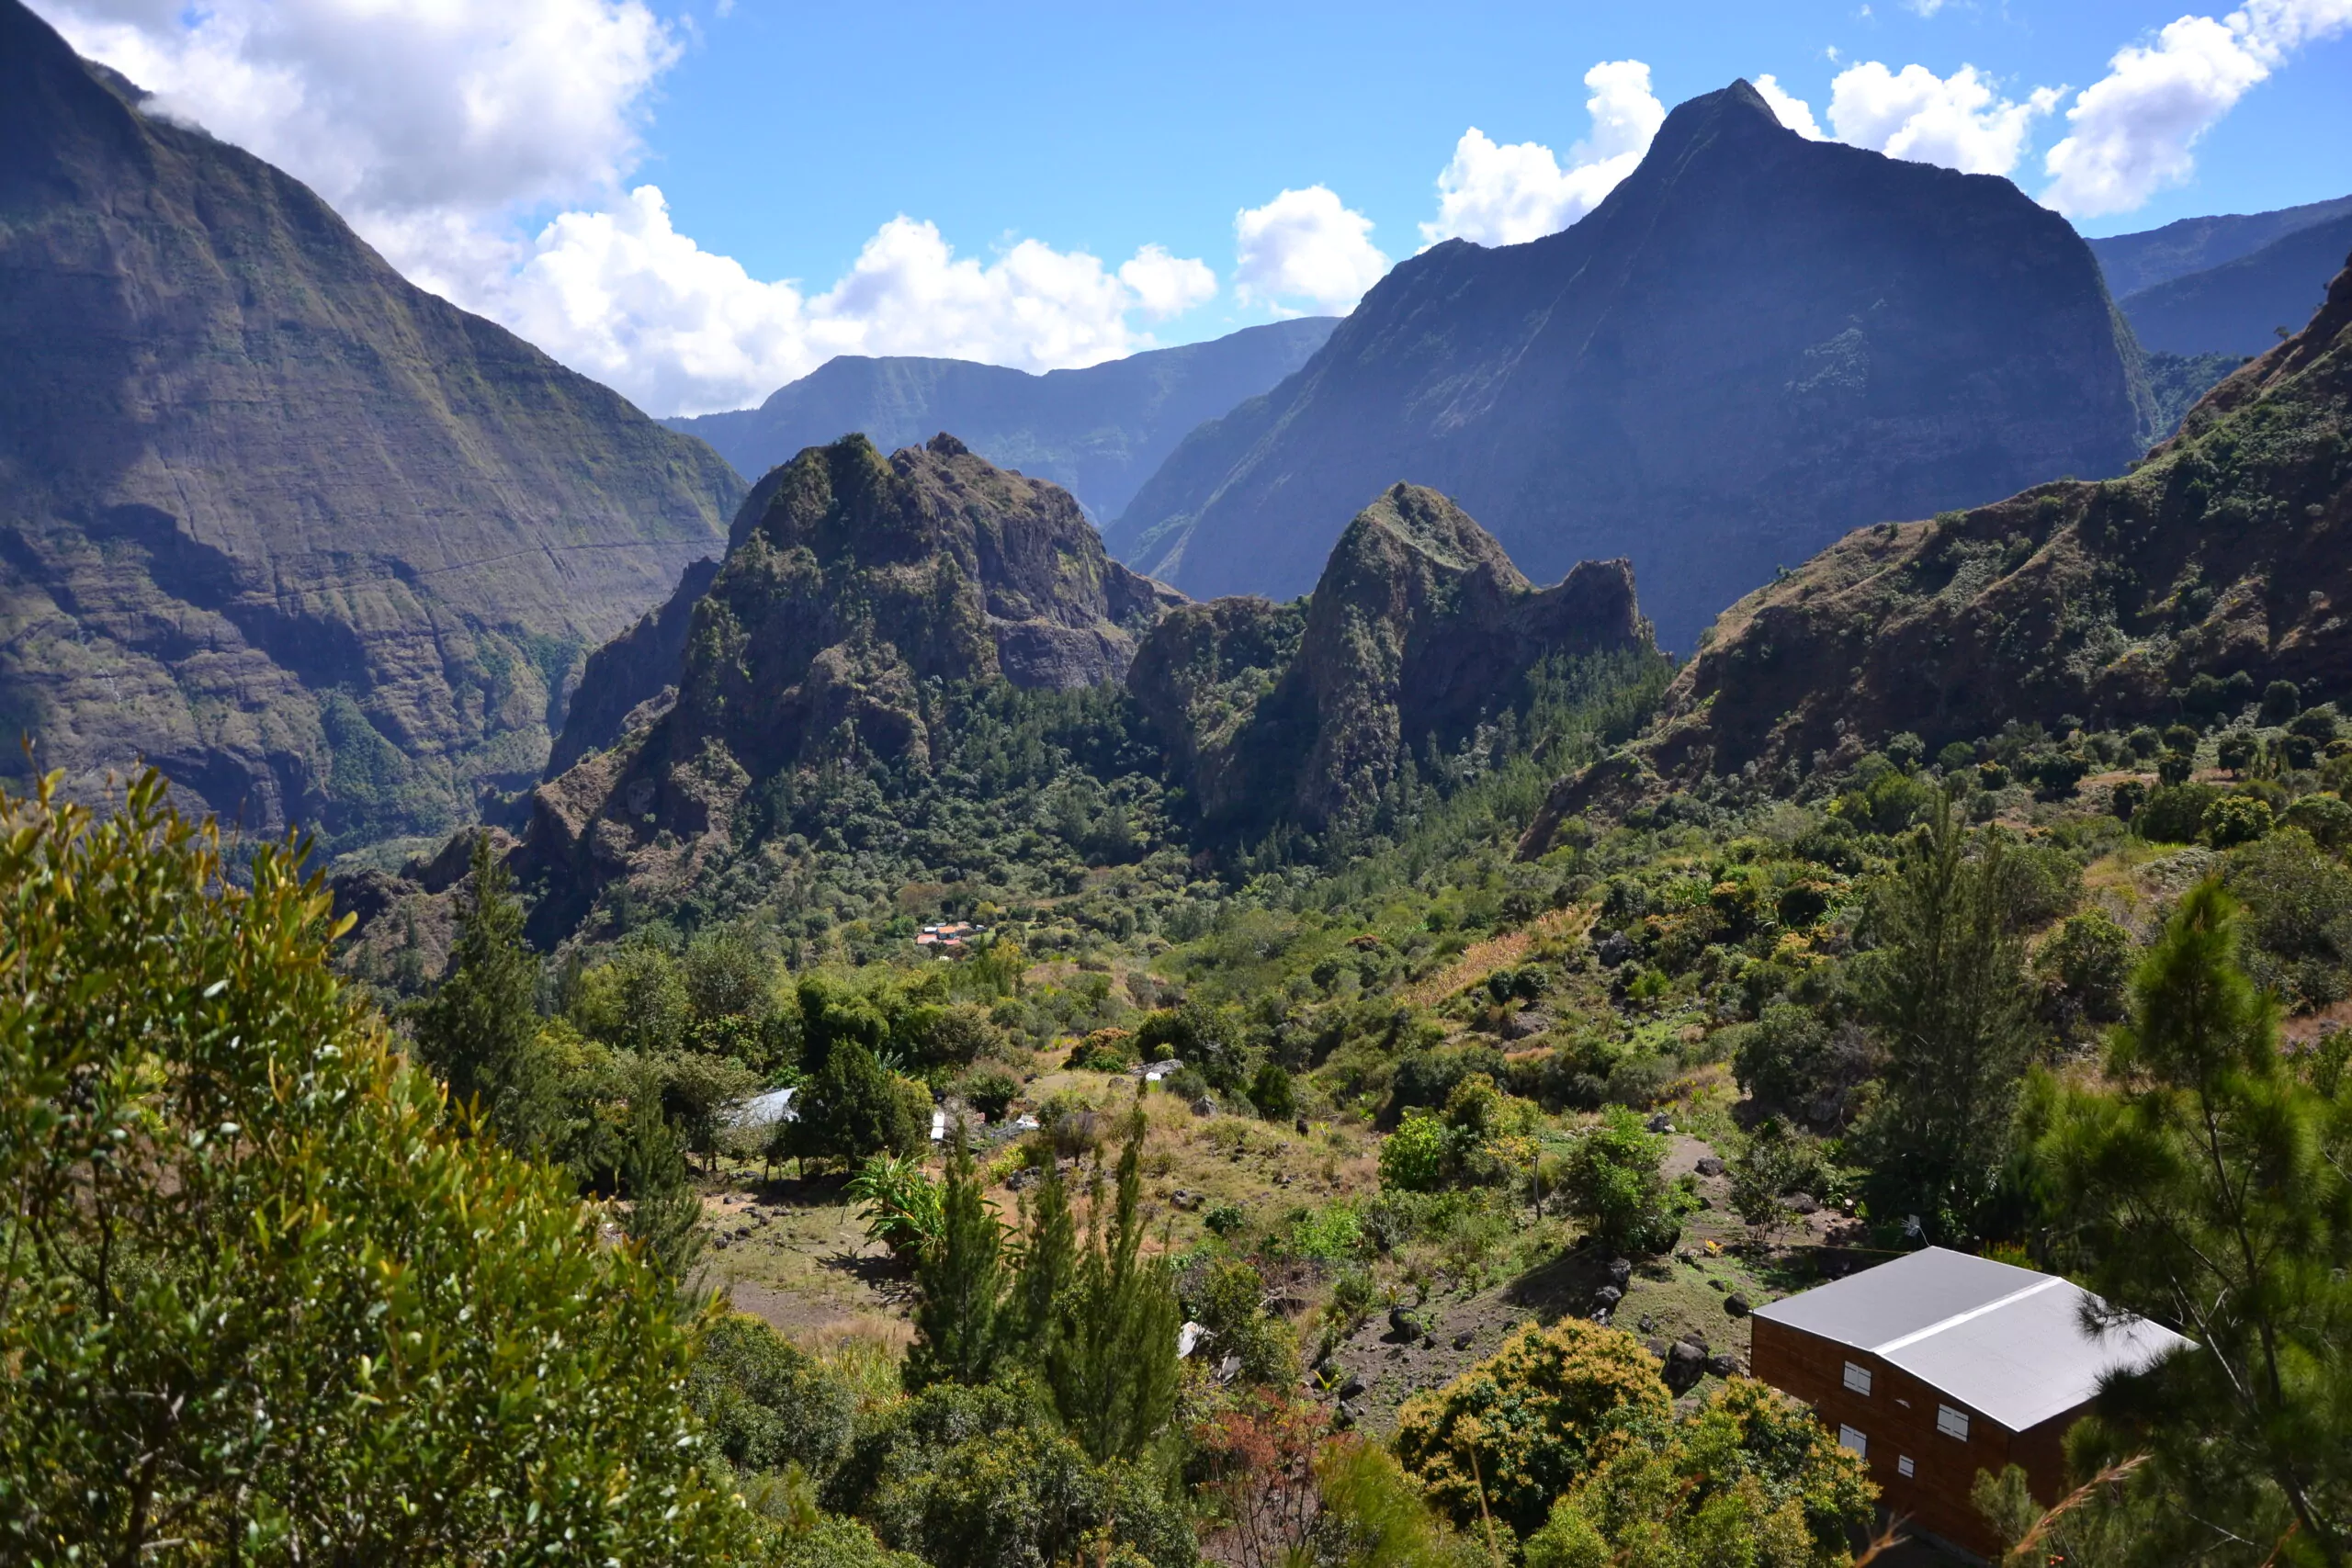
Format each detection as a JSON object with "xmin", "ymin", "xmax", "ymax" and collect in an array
[
  {"xmin": 516, "ymin": 434, "xmax": 1182, "ymax": 939},
  {"xmin": 0, "ymin": 0, "xmax": 741, "ymax": 848},
  {"xmin": 1109, "ymin": 81, "xmax": 2148, "ymax": 652},
  {"xmin": 1622, "ymin": 244, "xmax": 2352, "ymax": 791},
  {"xmin": 663, "ymin": 320, "xmax": 1334, "ymax": 522}
]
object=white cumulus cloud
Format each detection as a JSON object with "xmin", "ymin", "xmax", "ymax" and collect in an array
[
  {"xmin": 1752, "ymin": 74, "xmax": 1827, "ymax": 140},
  {"xmin": 1827, "ymin": 61, "xmax": 2064, "ymax": 175},
  {"xmin": 2042, "ymin": 0, "xmax": 2352, "ymax": 218},
  {"xmin": 1420, "ymin": 60, "xmax": 1668, "ymax": 247},
  {"xmin": 1233, "ymin": 186, "xmax": 1389, "ymax": 314},
  {"xmin": 29, "ymin": 0, "xmax": 1220, "ymax": 416}
]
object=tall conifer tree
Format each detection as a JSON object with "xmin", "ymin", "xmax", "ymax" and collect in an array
[{"xmin": 906, "ymin": 1130, "xmax": 1008, "ymax": 1388}]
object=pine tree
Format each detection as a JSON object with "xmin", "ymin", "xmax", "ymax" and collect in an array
[
  {"xmin": 622, "ymin": 1076, "xmax": 707, "ymax": 1303},
  {"xmin": 1015, "ymin": 1147, "xmax": 1077, "ymax": 1366},
  {"xmin": 1855, "ymin": 799, "xmax": 2039, "ymax": 1237},
  {"xmin": 2035, "ymin": 881, "xmax": 2352, "ymax": 1565},
  {"xmin": 905, "ymin": 1131, "xmax": 1009, "ymax": 1389},
  {"xmin": 411, "ymin": 833, "xmax": 553, "ymax": 1152},
  {"xmin": 1047, "ymin": 1106, "xmax": 1181, "ymax": 1464}
]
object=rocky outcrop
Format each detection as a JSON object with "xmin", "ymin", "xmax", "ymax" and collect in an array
[
  {"xmin": 1626, "ymin": 246, "xmax": 2352, "ymax": 786},
  {"xmin": 667, "ymin": 319, "xmax": 1335, "ymax": 523},
  {"xmin": 1132, "ymin": 483, "xmax": 1654, "ymax": 836},
  {"xmin": 0, "ymin": 0, "xmax": 741, "ymax": 847},
  {"xmin": 1107, "ymin": 80, "xmax": 2148, "ymax": 652},
  {"xmin": 517, "ymin": 434, "xmax": 1181, "ymax": 936},
  {"xmin": 545, "ymin": 558, "xmax": 719, "ymax": 775}
]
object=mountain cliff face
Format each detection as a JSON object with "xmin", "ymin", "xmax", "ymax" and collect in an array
[
  {"xmin": 665, "ymin": 319, "xmax": 1335, "ymax": 523},
  {"xmin": 1620, "ymin": 245, "xmax": 2352, "ymax": 790},
  {"xmin": 1107, "ymin": 81, "xmax": 2148, "ymax": 652},
  {"xmin": 519, "ymin": 434, "xmax": 1181, "ymax": 932},
  {"xmin": 1130, "ymin": 483, "xmax": 1653, "ymax": 836},
  {"xmin": 2120, "ymin": 212, "xmax": 2352, "ymax": 356},
  {"xmin": 0, "ymin": 0, "xmax": 741, "ymax": 847},
  {"xmin": 2089, "ymin": 193, "xmax": 2352, "ymax": 298}
]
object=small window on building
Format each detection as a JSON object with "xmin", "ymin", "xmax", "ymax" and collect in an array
[
  {"xmin": 1842, "ymin": 1360, "xmax": 1872, "ymax": 1396},
  {"xmin": 1838, "ymin": 1425, "xmax": 1868, "ymax": 1458},
  {"xmin": 1936, "ymin": 1404, "xmax": 1971, "ymax": 1441},
  {"xmin": 1897, "ymin": 1455, "xmax": 1916, "ymax": 1479}
]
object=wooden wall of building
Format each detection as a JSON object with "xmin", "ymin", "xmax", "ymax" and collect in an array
[{"xmin": 1751, "ymin": 1316, "xmax": 2079, "ymax": 1559}]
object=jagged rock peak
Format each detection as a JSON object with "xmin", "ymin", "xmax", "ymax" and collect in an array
[
  {"xmin": 516, "ymin": 434, "xmax": 1182, "ymax": 939},
  {"xmin": 1131, "ymin": 483, "xmax": 1653, "ymax": 835}
]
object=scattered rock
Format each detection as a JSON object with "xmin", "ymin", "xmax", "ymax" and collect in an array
[
  {"xmin": 1421, "ymin": 1334, "xmax": 1436, "ymax": 1348},
  {"xmin": 1453, "ymin": 1330, "xmax": 1476, "ymax": 1350},
  {"xmin": 1636, "ymin": 1314, "xmax": 1657, "ymax": 1335},
  {"xmin": 1388, "ymin": 1307, "xmax": 1425, "ymax": 1340},
  {"xmin": 1593, "ymin": 1285, "xmax": 1624, "ymax": 1311},
  {"xmin": 1191, "ymin": 1097, "xmax": 1218, "ymax": 1117},
  {"xmin": 1663, "ymin": 1340, "xmax": 1707, "ymax": 1393},
  {"xmin": 1295, "ymin": 1116, "xmax": 1310, "ymax": 1134},
  {"xmin": 1709, "ymin": 1278, "xmax": 1727, "ymax": 1292},
  {"xmin": 1724, "ymin": 1294, "xmax": 1753, "ymax": 1317},
  {"xmin": 1595, "ymin": 931, "xmax": 1636, "ymax": 968},
  {"xmin": 1787, "ymin": 1192, "xmax": 1819, "ymax": 1215},
  {"xmin": 1645, "ymin": 1338, "xmax": 1668, "ymax": 1359},
  {"xmin": 1334, "ymin": 1401, "xmax": 1360, "ymax": 1429},
  {"xmin": 1339, "ymin": 1372, "xmax": 1366, "ymax": 1400},
  {"xmin": 1695, "ymin": 1156, "xmax": 1726, "ymax": 1177},
  {"xmin": 1707, "ymin": 1354, "xmax": 1742, "ymax": 1378},
  {"xmin": 1503, "ymin": 1010, "xmax": 1552, "ymax": 1041},
  {"xmin": 1645, "ymin": 1112, "xmax": 1674, "ymax": 1134},
  {"xmin": 1216, "ymin": 1354, "xmax": 1242, "ymax": 1383},
  {"xmin": 1606, "ymin": 1258, "xmax": 1634, "ymax": 1288}
]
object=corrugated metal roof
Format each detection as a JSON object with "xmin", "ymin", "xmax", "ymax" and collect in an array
[{"xmin": 1754, "ymin": 1247, "xmax": 2191, "ymax": 1431}]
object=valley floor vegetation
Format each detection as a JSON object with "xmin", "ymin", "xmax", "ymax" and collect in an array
[{"xmin": 10, "ymin": 650, "xmax": 2352, "ymax": 1566}]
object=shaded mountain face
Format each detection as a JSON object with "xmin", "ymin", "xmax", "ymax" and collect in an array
[
  {"xmin": 0, "ymin": 0, "xmax": 741, "ymax": 848},
  {"xmin": 2120, "ymin": 212, "xmax": 2352, "ymax": 356},
  {"xmin": 518, "ymin": 434, "xmax": 1181, "ymax": 934},
  {"xmin": 665, "ymin": 319, "xmax": 1335, "ymax": 522},
  {"xmin": 1626, "ymin": 246, "xmax": 2352, "ymax": 790},
  {"xmin": 1129, "ymin": 483, "xmax": 1653, "ymax": 836},
  {"xmin": 2089, "ymin": 194, "xmax": 2352, "ymax": 299},
  {"xmin": 1108, "ymin": 82, "xmax": 2146, "ymax": 655}
]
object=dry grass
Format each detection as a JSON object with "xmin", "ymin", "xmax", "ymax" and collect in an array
[{"xmin": 1399, "ymin": 907, "xmax": 1590, "ymax": 1010}]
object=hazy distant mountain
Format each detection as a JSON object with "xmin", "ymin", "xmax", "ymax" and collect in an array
[
  {"xmin": 665, "ymin": 320, "xmax": 1336, "ymax": 521},
  {"xmin": 2088, "ymin": 194, "xmax": 2352, "ymax": 298},
  {"xmin": 2119, "ymin": 212, "xmax": 2352, "ymax": 357},
  {"xmin": 0, "ymin": 0, "xmax": 740, "ymax": 848},
  {"xmin": 1108, "ymin": 81, "xmax": 2147, "ymax": 651}
]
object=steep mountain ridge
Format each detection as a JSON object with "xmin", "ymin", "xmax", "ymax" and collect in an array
[
  {"xmin": 1130, "ymin": 483, "xmax": 1654, "ymax": 837},
  {"xmin": 665, "ymin": 319, "xmax": 1335, "ymax": 522},
  {"xmin": 1598, "ymin": 245, "xmax": 2352, "ymax": 801},
  {"xmin": 1107, "ymin": 80, "xmax": 2148, "ymax": 652},
  {"xmin": 518, "ymin": 434, "xmax": 1181, "ymax": 935},
  {"xmin": 2120, "ymin": 212, "xmax": 2352, "ymax": 356},
  {"xmin": 0, "ymin": 0, "xmax": 740, "ymax": 846},
  {"xmin": 2089, "ymin": 193, "xmax": 2352, "ymax": 298}
]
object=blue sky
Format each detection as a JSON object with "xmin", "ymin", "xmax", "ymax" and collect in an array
[
  {"xmin": 651, "ymin": 0, "xmax": 2352, "ymax": 313},
  {"xmin": 40, "ymin": 0, "xmax": 2352, "ymax": 414}
]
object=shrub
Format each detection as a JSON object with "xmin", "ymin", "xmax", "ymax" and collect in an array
[
  {"xmin": 687, "ymin": 1314, "xmax": 858, "ymax": 1477},
  {"xmin": 2203, "ymin": 793, "xmax": 2275, "ymax": 848},
  {"xmin": 2036, "ymin": 909, "xmax": 2136, "ymax": 1026},
  {"xmin": 1250, "ymin": 1061, "xmax": 1298, "ymax": 1122},
  {"xmin": 1522, "ymin": 1379, "xmax": 1876, "ymax": 1568},
  {"xmin": 1204, "ymin": 1202, "xmax": 1249, "ymax": 1237},
  {"xmin": 1560, "ymin": 1108, "xmax": 1684, "ymax": 1255},
  {"xmin": 1393, "ymin": 1319, "xmax": 1673, "ymax": 1538},
  {"xmin": 2282, "ymin": 794, "xmax": 2352, "ymax": 852},
  {"xmin": 1378, "ymin": 1109, "xmax": 1456, "ymax": 1193},
  {"xmin": 957, "ymin": 1065, "xmax": 1021, "ymax": 1122},
  {"xmin": 847, "ymin": 1153, "xmax": 944, "ymax": 1258},
  {"xmin": 1730, "ymin": 1002, "xmax": 1832, "ymax": 1111},
  {"xmin": 2224, "ymin": 828, "xmax": 2352, "ymax": 1005},
  {"xmin": 0, "ymin": 773, "xmax": 753, "ymax": 1562},
  {"xmin": 2135, "ymin": 783, "xmax": 2221, "ymax": 843}
]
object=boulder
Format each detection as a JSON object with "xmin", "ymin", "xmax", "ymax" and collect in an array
[
  {"xmin": 1663, "ymin": 1340, "xmax": 1707, "ymax": 1393},
  {"xmin": 1724, "ymin": 1294, "xmax": 1753, "ymax": 1317},
  {"xmin": 1694, "ymin": 1156, "xmax": 1726, "ymax": 1177}
]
